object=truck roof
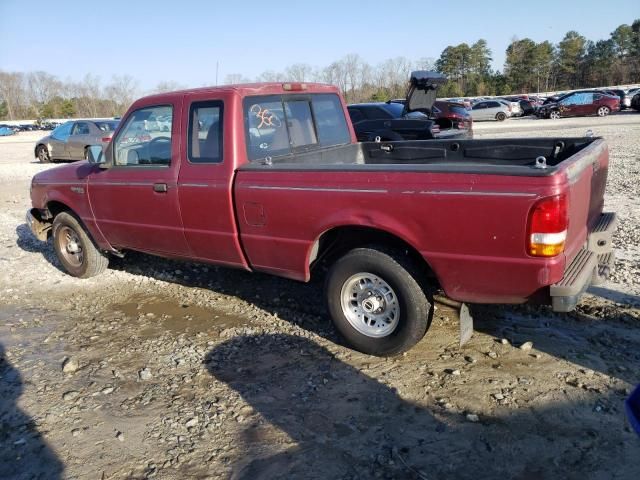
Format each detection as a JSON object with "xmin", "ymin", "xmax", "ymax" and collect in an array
[{"xmin": 139, "ymin": 82, "xmax": 340, "ymax": 102}]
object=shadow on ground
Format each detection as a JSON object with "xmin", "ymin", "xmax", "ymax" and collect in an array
[
  {"xmin": 206, "ymin": 334, "xmax": 639, "ymax": 480},
  {"xmin": 0, "ymin": 343, "xmax": 64, "ymax": 480},
  {"xmin": 16, "ymin": 224, "xmax": 640, "ymax": 386}
]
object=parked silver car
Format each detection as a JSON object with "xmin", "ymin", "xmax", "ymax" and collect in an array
[
  {"xmin": 34, "ymin": 119, "xmax": 119, "ymax": 163},
  {"xmin": 470, "ymin": 100, "xmax": 511, "ymax": 121}
]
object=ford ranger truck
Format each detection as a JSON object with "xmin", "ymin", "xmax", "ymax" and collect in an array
[{"xmin": 27, "ymin": 73, "xmax": 617, "ymax": 356}]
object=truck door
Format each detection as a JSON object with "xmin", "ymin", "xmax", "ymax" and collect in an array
[
  {"xmin": 177, "ymin": 96, "xmax": 248, "ymax": 268},
  {"xmin": 88, "ymin": 100, "xmax": 191, "ymax": 256}
]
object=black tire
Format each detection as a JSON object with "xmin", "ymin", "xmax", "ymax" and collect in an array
[
  {"xmin": 84, "ymin": 146, "xmax": 89, "ymax": 160},
  {"xmin": 325, "ymin": 246, "xmax": 431, "ymax": 356},
  {"xmin": 496, "ymin": 112, "xmax": 506, "ymax": 121},
  {"xmin": 52, "ymin": 212, "xmax": 108, "ymax": 278},
  {"xmin": 36, "ymin": 144, "xmax": 50, "ymax": 163}
]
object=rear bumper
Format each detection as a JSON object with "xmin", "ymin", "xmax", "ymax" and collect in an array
[{"xmin": 550, "ymin": 212, "xmax": 617, "ymax": 312}]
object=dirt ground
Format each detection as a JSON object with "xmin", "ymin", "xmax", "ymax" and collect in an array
[{"xmin": 1, "ymin": 114, "xmax": 639, "ymax": 480}]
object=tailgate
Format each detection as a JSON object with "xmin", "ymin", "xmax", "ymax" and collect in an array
[{"xmin": 560, "ymin": 138, "xmax": 609, "ymax": 264}]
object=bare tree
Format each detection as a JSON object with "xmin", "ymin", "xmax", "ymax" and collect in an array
[
  {"xmin": 153, "ymin": 81, "xmax": 187, "ymax": 94},
  {"xmin": 256, "ymin": 70, "xmax": 285, "ymax": 82},
  {"xmin": 285, "ymin": 63, "xmax": 313, "ymax": 82},
  {"xmin": 0, "ymin": 71, "xmax": 26, "ymax": 120},
  {"xmin": 104, "ymin": 75, "xmax": 138, "ymax": 114},
  {"xmin": 26, "ymin": 71, "xmax": 61, "ymax": 116},
  {"xmin": 223, "ymin": 74, "xmax": 251, "ymax": 85}
]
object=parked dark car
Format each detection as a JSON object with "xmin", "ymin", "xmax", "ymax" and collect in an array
[
  {"xmin": 431, "ymin": 101, "xmax": 473, "ymax": 137},
  {"xmin": 384, "ymin": 99, "xmax": 473, "ymax": 138},
  {"xmin": 347, "ymin": 103, "xmax": 440, "ymax": 141},
  {"xmin": 631, "ymin": 92, "xmax": 640, "ymax": 111},
  {"xmin": 600, "ymin": 89, "xmax": 630, "ymax": 109},
  {"xmin": 537, "ymin": 91, "xmax": 620, "ymax": 119}
]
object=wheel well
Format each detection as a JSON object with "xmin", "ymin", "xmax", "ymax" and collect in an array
[
  {"xmin": 45, "ymin": 200, "xmax": 72, "ymax": 219},
  {"xmin": 35, "ymin": 143, "xmax": 45, "ymax": 157},
  {"xmin": 310, "ymin": 226, "xmax": 439, "ymax": 287}
]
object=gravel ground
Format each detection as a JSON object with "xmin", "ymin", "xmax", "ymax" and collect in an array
[{"xmin": 1, "ymin": 115, "xmax": 639, "ymax": 479}]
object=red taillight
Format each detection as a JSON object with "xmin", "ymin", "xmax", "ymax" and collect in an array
[
  {"xmin": 527, "ymin": 194, "xmax": 568, "ymax": 257},
  {"xmin": 282, "ymin": 82, "xmax": 308, "ymax": 91},
  {"xmin": 101, "ymin": 136, "xmax": 111, "ymax": 143}
]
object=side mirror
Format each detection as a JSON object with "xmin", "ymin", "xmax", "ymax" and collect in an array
[{"xmin": 87, "ymin": 145, "xmax": 105, "ymax": 165}]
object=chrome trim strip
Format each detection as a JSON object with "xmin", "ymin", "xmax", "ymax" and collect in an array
[
  {"xmin": 33, "ymin": 181, "xmax": 85, "ymax": 186},
  {"xmin": 418, "ymin": 190, "xmax": 537, "ymax": 197},
  {"xmin": 91, "ymin": 182, "xmax": 166, "ymax": 187},
  {"xmin": 179, "ymin": 183, "xmax": 210, "ymax": 188},
  {"xmin": 246, "ymin": 185, "xmax": 387, "ymax": 193}
]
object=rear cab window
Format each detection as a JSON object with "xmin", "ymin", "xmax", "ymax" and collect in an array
[{"xmin": 244, "ymin": 93, "xmax": 350, "ymax": 161}]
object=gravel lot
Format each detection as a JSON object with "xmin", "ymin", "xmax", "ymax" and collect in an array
[{"xmin": 1, "ymin": 114, "xmax": 639, "ymax": 479}]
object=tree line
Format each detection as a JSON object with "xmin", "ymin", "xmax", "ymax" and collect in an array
[{"xmin": 1, "ymin": 19, "xmax": 638, "ymax": 120}]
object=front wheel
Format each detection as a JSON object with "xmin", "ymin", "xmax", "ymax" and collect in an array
[
  {"xmin": 325, "ymin": 247, "xmax": 431, "ymax": 356},
  {"xmin": 52, "ymin": 212, "xmax": 109, "ymax": 278},
  {"xmin": 597, "ymin": 106, "xmax": 610, "ymax": 117},
  {"xmin": 549, "ymin": 110, "xmax": 561, "ymax": 120}
]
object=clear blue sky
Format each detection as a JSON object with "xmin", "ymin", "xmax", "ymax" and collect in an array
[{"xmin": 1, "ymin": 0, "xmax": 638, "ymax": 91}]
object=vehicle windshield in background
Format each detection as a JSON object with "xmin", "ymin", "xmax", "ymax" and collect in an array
[
  {"xmin": 95, "ymin": 121, "xmax": 119, "ymax": 132},
  {"xmin": 244, "ymin": 94, "xmax": 350, "ymax": 161},
  {"xmin": 449, "ymin": 105, "xmax": 469, "ymax": 116},
  {"xmin": 381, "ymin": 102, "xmax": 428, "ymax": 119}
]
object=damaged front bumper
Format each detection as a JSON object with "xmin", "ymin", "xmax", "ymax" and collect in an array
[{"xmin": 26, "ymin": 208, "xmax": 51, "ymax": 241}]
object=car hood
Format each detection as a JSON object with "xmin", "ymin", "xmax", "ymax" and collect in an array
[
  {"xmin": 403, "ymin": 71, "xmax": 447, "ymax": 116},
  {"xmin": 32, "ymin": 161, "xmax": 94, "ymax": 184},
  {"xmin": 37, "ymin": 134, "xmax": 53, "ymax": 144}
]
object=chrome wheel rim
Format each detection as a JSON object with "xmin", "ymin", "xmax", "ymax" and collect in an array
[
  {"xmin": 550, "ymin": 111, "xmax": 560, "ymax": 119},
  {"xmin": 340, "ymin": 272, "xmax": 399, "ymax": 338},
  {"xmin": 38, "ymin": 147, "xmax": 48, "ymax": 161},
  {"xmin": 597, "ymin": 107, "xmax": 608, "ymax": 116},
  {"xmin": 57, "ymin": 226, "xmax": 83, "ymax": 267}
]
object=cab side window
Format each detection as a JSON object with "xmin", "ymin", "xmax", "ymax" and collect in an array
[
  {"xmin": 113, "ymin": 105, "xmax": 173, "ymax": 166},
  {"xmin": 188, "ymin": 101, "xmax": 223, "ymax": 163}
]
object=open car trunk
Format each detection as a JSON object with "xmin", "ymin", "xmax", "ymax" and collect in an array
[{"xmin": 402, "ymin": 71, "xmax": 447, "ymax": 116}]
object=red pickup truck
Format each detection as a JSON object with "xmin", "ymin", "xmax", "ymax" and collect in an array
[{"xmin": 27, "ymin": 74, "xmax": 617, "ymax": 356}]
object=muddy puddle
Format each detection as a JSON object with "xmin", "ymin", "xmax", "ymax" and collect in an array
[
  {"xmin": 0, "ymin": 304, "xmax": 65, "ymax": 368},
  {"xmin": 110, "ymin": 294, "xmax": 248, "ymax": 335}
]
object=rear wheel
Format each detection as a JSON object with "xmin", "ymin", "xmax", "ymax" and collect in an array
[
  {"xmin": 496, "ymin": 112, "xmax": 506, "ymax": 121},
  {"xmin": 325, "ymin": 246, "xmax": 431, "ymax": 356},
  {"xmin": 52, "ymin": 212, "xmax": 108, "ymax": 278},
  {"xmin": 36, "ymin": 144, "xmax": 50, "ymax": 163},
  {"xmin": 597, "ymin": 106, "xmax": 610, "ymax": 117},
  {"xmin": 549, "ymin": 110, "xmax": 561, "ymax": 120}
]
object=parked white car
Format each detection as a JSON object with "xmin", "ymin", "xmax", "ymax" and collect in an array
[{"xmin": 470, "ymin": 100, "xmax": 511, "ymax": 121}]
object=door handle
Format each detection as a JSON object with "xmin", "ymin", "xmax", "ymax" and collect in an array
[{"xmin": 153, "ymin": 183, "xmax": 168, "ymax": 193}]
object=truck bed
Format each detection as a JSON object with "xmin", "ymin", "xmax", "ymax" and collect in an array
[{"xmin": 240, "ymin": 137, "xmax": 599, "ymax": 176}]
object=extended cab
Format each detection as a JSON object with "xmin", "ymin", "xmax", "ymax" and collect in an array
[{"xmin": 27, "ymin": 73, "xmax": 617, "ymax": 356}]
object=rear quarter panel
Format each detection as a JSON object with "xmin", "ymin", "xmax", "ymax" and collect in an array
[{"xmin": 234, "ymin": 168, "xmax": 567, "ymax": 303}]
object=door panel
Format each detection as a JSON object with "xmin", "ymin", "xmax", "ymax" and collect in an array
[
  {"xmin": 88, "ymin": 101, "xmax": 191, "ymax": 256},
  {"xmin": 177, "ymin": 96, "xmax": 248, "ymax": 268}
]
